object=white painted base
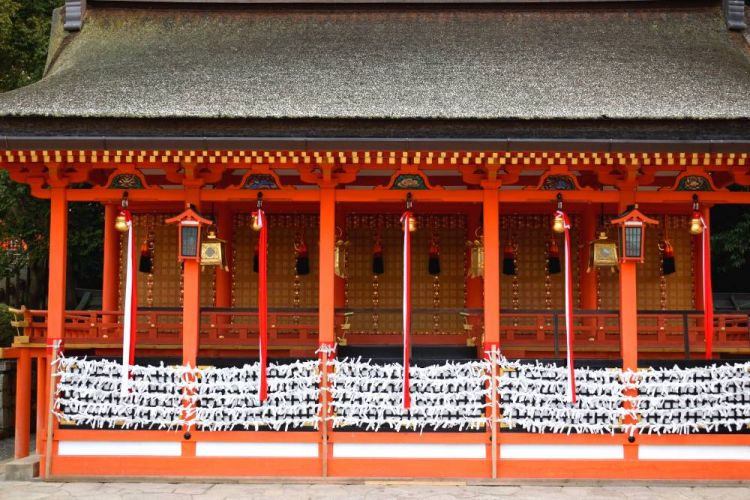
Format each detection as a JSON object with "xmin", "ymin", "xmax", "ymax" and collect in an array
[
  {"xmin": 58, "ymin": 440, "xmax": 181, "ymax": 457},
  {"xmin": 196, "ymin": 442, "xmax": 318, "ymax": 458},
  {"xmin": 500, "ymin": 444, "xmax": 624, "ymax": 460},
  {"xmin": 333, "ymin": 443, "xmax": 486, "ymax": 459},
  {"xmin": 639, "ymin": 445, "xmax": 750, "ymax": 461}
]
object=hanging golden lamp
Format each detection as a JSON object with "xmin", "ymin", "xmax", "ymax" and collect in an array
[
  {"xmin": 466, "ymin": 227, "xmax": 484, "ymax": 278},
  {"xmin": 588, "ymin": 231, "xmax": 619, "ymax": 270},
  {"xmin": 334, "ymin": 226, "xmax": 349, "ymax": 279},
  {"xmin": 200, "ymin": 225, "xmax": 228, "ymax": 271}
]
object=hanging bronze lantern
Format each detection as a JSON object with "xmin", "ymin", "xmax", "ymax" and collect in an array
[
  {"xmin": 200, "ymin": 225, "xmax": 228, "ymax": 271},
  {"xmin": 589, "ymin": 231, "xmax": 619, "ymax": 270},
  {"xmin": 334, "ymin": 227, "xmax": 349, "ymax": 279},
  {"xmin": 466, "ymin": 228, "xmax": 484, "ymax": 278}
]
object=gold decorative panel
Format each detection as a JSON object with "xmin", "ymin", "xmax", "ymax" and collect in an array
[
  {"xmin": 637, "ymin": 215, "xmax": 694, "ymax": 310},
  {"xmin": 345, "ymin": 214, "xmax": 466, "ymax": 335},
  {"xmin": 593, "ymin": 215, "xmax": 694, "ymax": 311},
  {"xmin": 120, "ymin": 214, "xmax": 213, "ymax": 309},
  {"xmin": 500, "ymin": 215, "xmax": 581, "ymax": 313},
  {"xmin": 232, "ymin": 214, "xmax": 319, "ymax": 309}
]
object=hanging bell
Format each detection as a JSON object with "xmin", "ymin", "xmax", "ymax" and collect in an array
[
  {"xmin": 115, "ymin": 213, "xmax": 129, "ymax": 233},
  {"xmin": 252, "ymin": 212, "xmax": 263, "ymax": 232},
  {"xmin": 689, "ymin": 212, "xmax": 703, "ymax": 235},
  {"xmin": 548, "ymin": 238, "xmax": 561, "ymax": 274},
  {"xmin": 552, "ymin": 213, "xmax": 565, "ymax": 234},
  {"xmin": 403, "ymin": 216, "xmax": 417, "ymax": 233}
]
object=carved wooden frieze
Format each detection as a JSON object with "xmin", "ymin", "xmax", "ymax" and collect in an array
[{"xmin": 675, "ymin": 175, "xmax": 714, "ymax": 192}]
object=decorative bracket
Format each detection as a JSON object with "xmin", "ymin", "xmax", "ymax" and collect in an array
[{"xmin": 64, "ymin": 0, "xmax": 86, "ymax": 32}]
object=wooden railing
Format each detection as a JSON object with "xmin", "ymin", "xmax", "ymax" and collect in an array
[{"xmin": 12, "ymin": 307, "xmax": 750, "ymax": 356}]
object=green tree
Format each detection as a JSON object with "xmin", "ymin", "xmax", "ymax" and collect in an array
[{"xmin": 0, "ymin": 0, "xmax": 102, "ymax": 308}]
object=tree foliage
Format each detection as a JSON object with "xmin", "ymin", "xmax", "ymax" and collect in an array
[
  {"xmin": 0, "ymin": 1, "xmax": 102, "ymax": 308},
  {"xmin": 0, "ymin": 0, "xmax": 63, "ymax": 92}
]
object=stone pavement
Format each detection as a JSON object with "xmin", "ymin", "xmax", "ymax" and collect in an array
[{"xmin": 0, "ymin": 480, "xmax": 748, "ymax": 499}]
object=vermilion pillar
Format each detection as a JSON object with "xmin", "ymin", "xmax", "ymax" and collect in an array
[
  {"xmin": 14, "ymin": 349, "xmax": 31, "ymax": 458},
  {"xmin": 215, "ymin": 204, "xmax": 233, "ymax": 308},
  {"xmin": 41, "ymin": 186, "xmax": 67, "ymax": 471},
  {"xmin": 618, "ymin": 195, "xmax": 638, "ymax": 371},
  {"xmin": 182, "ymin": 191, "xmax": 201, "ymax": 367},
  {"xmin": 482, "ymin": 186, "xmax": 500, "ymax": 351},
  {"xmin": 102, "ymin": 203, "xmax": 119, "ymax": 322},
  {"xmin": 47, "ymin": 187, "xmax": 68, "ymax": 341},
  {"xmin": 319, "ymin": 187, "xmax": 336, "ymax": 344},
  {"xmin": 618, "ymin": 195, "xmax": 638, "ymax": 457},
  {"xmin": 580, "ymin": 207, "xmax": 598, "ymax": 311}
]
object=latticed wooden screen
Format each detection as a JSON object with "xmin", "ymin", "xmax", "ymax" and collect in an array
[
  {"xmin": 121, "ymin": 214, "xmax": 213, "ymax": 309},
  {"xmin": 499, "ymin": 215, "xmax": 581, "ymax": 312},
  {"xmin": 344, "ymin": 214, "xmax": 466, "ymax": 335},
  {"xmin": 599, "ymin": 215, "xmax": 694, "ymax": 310},
  {"xmin": 231, "ymin": 214, "xmax": 319, "ymax": 309}
]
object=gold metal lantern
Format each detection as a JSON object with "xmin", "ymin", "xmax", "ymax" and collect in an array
[
  {"xmin": 200, "ymin": 226, "xmax": 228, "ymax": 271},
  {"xmin": 588, "ymin": 231, "xmax": 619, "ymax": 270}
]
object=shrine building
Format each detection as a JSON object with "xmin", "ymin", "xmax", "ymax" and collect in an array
[{"xmin": 0, "ymin": 0, "xmax": 749, "ymax": 481}]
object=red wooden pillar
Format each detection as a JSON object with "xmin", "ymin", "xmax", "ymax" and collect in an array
[
  {"xmin": 42, "ymin": 186, "xmax": 68, "ymax": 474},
  {"xmin": 35, "ymin": 356, "xmax": 48, "ymax": 455},
  {"xmin": 215, "ymin": 204, "xmax": 233, "ymax": 308},
  {"xmin": 319, "ymin": 187, "xmax": 336, "ymax": 344},
  {"xmin": 182, "ymin": 190, "xmax": 202, "ymax": 367},
  {"xmin": 14, "ymin": 349, "xmax": 31, "ymax": 459},
  {"xmin": 482, "ymin": 185, "xmax": 500, "ymax": 351},
  {"xmin": 466, "ymin": 208, "xmax": 484, "ymax": 352},
  {"xmin": 181, "ymin": 190, "xmax": 201, "ymax": 458},
  {"xmin": 318, "ymin": 186, "xmax": 336, "ymax": 477},
  {"xmin": 47, "ymin": 187, "xmax": 68, "ymax": 342},
  {"xmin": 580, "ymin": 207, "xmax": 598, "ymax": 311},
  {"xmin": 617, "ymin": 194, "xmax": 638, "ymax": 459},
  {"xmin": 102, "ymin": 203, "xmax": 119, "ymax": 324}
]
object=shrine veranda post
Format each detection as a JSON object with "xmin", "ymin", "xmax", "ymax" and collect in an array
[{"xmin": 0, "ymin": 0, "xmax": 749, "ymax": 481}]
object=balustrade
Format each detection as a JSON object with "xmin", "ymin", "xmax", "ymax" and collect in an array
[{"xmin": 12, "ymin": 307, "xmax": 750, "ymax": 358}]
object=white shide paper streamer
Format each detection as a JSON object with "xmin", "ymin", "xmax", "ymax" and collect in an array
[{"xmin": 54, "ymin": 356, "xmax": 750, "ymax": 435}]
